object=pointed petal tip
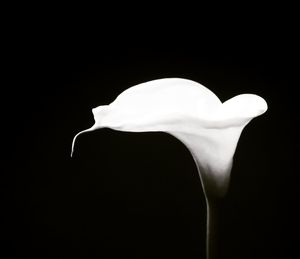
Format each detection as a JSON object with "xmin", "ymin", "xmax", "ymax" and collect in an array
[{"xmin": 70, "ymin": 126, "xmax": 97, "ymax": 157}]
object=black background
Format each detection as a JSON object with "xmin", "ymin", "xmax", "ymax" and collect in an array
[{"xmin": 2, "ymin": 16, "xmax": 299, "ymax": 259}]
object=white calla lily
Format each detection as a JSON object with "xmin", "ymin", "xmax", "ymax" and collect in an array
[{"xmin": 71, "ymin": 78, "xmax": 267, "ymax": 259}]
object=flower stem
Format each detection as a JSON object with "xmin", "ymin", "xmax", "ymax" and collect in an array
[
  {"xmin": 190, "ymin": 152, "xmax": 223, "ymax": 259},
  {"xmin": 206, "ymin": 199, "xmax": 218, "ymax": 259}
]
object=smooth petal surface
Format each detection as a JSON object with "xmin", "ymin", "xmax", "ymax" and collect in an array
[{"xmin": 72, "ymin": 78, "xmax": 267, "ymax": 197}]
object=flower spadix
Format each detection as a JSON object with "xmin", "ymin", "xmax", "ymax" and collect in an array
[{"xmin": 72, "ymin": 78, "xmax": 267, "ymax": 199}]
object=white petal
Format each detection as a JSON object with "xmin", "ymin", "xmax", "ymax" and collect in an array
[
  {"xmin": 214, "ymin": 94, "xmax": 268, "ymax": 126},
  {"xmin": 108, "ymin": 78, "xmax": 222, "ymax": 128}
]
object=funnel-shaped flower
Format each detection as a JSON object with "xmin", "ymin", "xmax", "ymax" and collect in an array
[
  {"xmin": 71, "ymin": 78, "xmax": 267, "ymax": 259},
  {"xmin": 72, "ymin": 78, "xmax": 267, "ymax": 196}
]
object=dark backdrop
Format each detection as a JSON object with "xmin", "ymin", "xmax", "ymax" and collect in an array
[{"xmin": 2, "ymin": 31, "xmax": 298, "ymax": 259}]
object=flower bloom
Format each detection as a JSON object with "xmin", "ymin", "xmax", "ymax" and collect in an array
[{"xmin": 72, "ymin": 78, "xmax": 267, "ymax": 198}]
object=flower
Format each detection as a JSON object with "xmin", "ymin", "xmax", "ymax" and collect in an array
[
  {"xmin": 71, "ymin": 78, "xmax": 267, "ymax": 199},
  {"xmin": 71, "ymin": 78, "xmax": 267, "ymax": 259}
]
